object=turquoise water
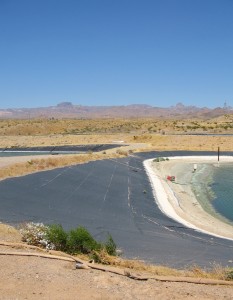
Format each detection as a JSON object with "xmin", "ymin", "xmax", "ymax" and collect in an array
[
  {"xmin": 191, "ymin": 163, "xmax": 233, "ymax": 225},
  {"xmin": 211, "ymin": 164, "xmax": 233, "ymax": 223}
]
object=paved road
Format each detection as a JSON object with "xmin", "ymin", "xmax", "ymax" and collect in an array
[{"xmin": 1, "ymin": 151, "xmax": 233, "ymax": 268}]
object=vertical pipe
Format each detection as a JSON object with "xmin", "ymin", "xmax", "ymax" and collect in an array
[{"xmin": 218, "ymin": 146, "xmax": 220, "ymax": 162}]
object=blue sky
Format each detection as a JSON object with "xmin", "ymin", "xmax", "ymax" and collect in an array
[{"xmin": 1, "ymin": 0, "xmax": 233, "ymax": 109}]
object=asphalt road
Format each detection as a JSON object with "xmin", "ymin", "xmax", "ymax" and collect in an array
[{"xmin": 1, "ymin": 150, "xmax": 233, "ymax": 268}]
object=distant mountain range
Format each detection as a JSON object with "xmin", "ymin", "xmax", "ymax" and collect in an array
[{"xmin": 0, "ymin": 102, "xmax": 232, "ymax": 119}]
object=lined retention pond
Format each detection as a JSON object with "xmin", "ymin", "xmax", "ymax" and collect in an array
[{"xmin": 192, "ymin": 163, "xmax": 233, "ymax": 225}]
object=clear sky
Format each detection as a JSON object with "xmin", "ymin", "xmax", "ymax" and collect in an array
[{"xmin": 1, "ymin": 0, "xmax": 233, "ymax": 109}]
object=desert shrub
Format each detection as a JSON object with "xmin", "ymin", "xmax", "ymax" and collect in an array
[
  {"xmin": 153, "ymin": 157, "xmax": 160, "ymax": 162},
  {"xmin": 46, "ymin": 224, "xmax": 68, "ymax": 252},
  {"xmin": 67, "ymin": 226, "xmax": 102, "ymax": 254},
  {"xmin": 153, "ymin": 157, "xmax": 167, "ymax": 162},
  {"xmin": 19, "ymin": 222, "xmax": 53, "ymax": 249},
  {"xmin": 90, "ymin": 249, "xmax": 112, "ymax": 264},
  {"xmin": 116, "ymin": 149, "xmax": 128, "ymax": 156},
  {"xmin": 20, "ymin": 222, "xmax": 118, "ymax": 259},
  {"xmin": 226, "ymin": 270, "xmax": 233, "ymax": 280},
  {"xmin": 105, "ymin": 234, "xmax": 117, "ymax": 256}
]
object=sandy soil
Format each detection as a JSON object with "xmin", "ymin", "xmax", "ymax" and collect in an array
[
  {"xmin": 0, "ymin": 155, "xmax": 53, "ymax": 168},
  {"xmin": 146, "ymin": 157, "xmax": 233, "ymax": 240},
  {"xmin": 0, "ymin": 241, "xmax": 233, "ymax": 300}
]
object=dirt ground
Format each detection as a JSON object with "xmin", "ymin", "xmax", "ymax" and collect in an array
[
  {"xmin": 0, "ymin": 251, "xmax": 233, "ymax": 299},
  {"xmin": 0, "ymin": 226, "xmax": 233, "ymax": 300},
  {"xmin": 0, "ymin": 254, "xmax": 232, "ymax": 300}
]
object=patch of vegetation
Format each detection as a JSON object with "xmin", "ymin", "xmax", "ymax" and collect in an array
[
  {"xmin": 46, "ymin": 224, "xmax": 68, "ymax": 252},
  {"xmin": 104, "ymin": 234, "xmax": 117, "ymax": 256},
  {"xmin": 20, "ymin": 222, "xmax": 49, "ymax": 248},
  {"xmin": 153, "ymin": 157, "xmax": 169, "ymax": 162},
  {"xmin": 226, "ymin": 270, "xmax": 233, "ymax": 280},
  {"xmin": 116, "ymin": 149, "xmax": 128, "ymax": 156},
  {"xmin": 67, "ymin": 226, "xmax": 101, "ymax": 254},
  {"xmin": 20, "ymin": 222, "xmax": 117, "ymax": 258}
]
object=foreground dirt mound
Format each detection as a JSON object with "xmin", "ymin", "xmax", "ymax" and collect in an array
[{"xmin": 0, "ymin": 241, "xmax": 233, "ymax": 300}]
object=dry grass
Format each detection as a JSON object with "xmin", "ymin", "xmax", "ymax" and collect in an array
[
  {"xmin": 1, "ymin": 134, "xmax": 233, "ymax": 152},
  {"xmin": 0, "ymin": 151, "xmax": 129, "ymax": 181},
  {"xmin": 76, "ymin": 250, "xmax": 232, "ymax": 280},
  {"xmin": 0, "ymin": 224, "xmax": 21, "ymax": 243},
  {"xmin": 1, "ymin": 115, "xmax": 233, "ymax": 138},
  {"xmin": 130, "ymin": 134, "xmax": 233, "ymax": 151},
  {"xmin": 0, "ymin": 116, "xmax": 233, "ymax": 153},
  {"xmin": 115, "ymin": 149, "xmax": 129, "ymax": 156}
]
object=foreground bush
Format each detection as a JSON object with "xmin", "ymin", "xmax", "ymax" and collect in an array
[
  {"xmin": 105, "ymin": 234, "xmax": 117, "ymax": 256},
  {"xmin": 67, "ymin": 226, "xmax": 101, "ymax": 254},
  {"xmin": 20, "ymin": 222, "xmax": 117, "ymax": 258},
  {"xmin": 20, "ymin": 222, "xmax": 51, "ymax": 248},
  {"xmin": 46, "ymin": 224, "xmax": 68, "ymax": 252}
]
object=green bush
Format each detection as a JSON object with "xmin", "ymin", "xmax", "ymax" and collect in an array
[
  {"xmin": 104, "ymin": 234, "xmax": 117, "ymax": 256},
  {"xmin": 67, "ymin": 226, "xmax": 101, "ymax": 254},
  {"xmin": 153, "ymin": 157, "xmax": 167, "ymax": 162},
  {"xmin": 226, "ymin": 270, "xmax": 233, "ymax": 280},
  {"xmin": 20, "ymin": 222, "xmax": 118, "ymax": 259},
  {"xmin": 46, "ymin": 224, "xmax": 68, "ymax": 252}
]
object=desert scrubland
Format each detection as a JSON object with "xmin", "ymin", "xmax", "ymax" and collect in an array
[{"xmin": 1, "ymin": 117, "xmax": 233, "ymax": 151}]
